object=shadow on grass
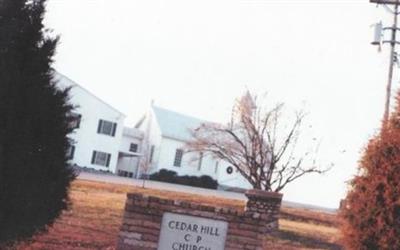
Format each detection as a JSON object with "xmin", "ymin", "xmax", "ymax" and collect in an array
[{"xmin": 273, "ymin": 229, "xmax": 343, "ymax": 250}]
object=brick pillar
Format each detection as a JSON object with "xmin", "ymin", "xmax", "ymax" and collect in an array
[{"xmin": 245, "ymin": 189, "xmax": 283, "ymax": 232}]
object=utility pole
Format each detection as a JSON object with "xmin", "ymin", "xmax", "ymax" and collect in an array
[{"xmin": 371, "ymin": 0, "xmax": 400, "ymax": 125}]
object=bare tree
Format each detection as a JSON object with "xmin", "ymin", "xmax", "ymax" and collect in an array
[
  {"xmin": 138, "ymin": 144, "xmax": 151, "ymax": 188},
  {"xmin": 186, "ymin": 92, "xmax": 330, "ymax": 192},
  {"xmin": 137, "ymin": 112, "xmax": 154, "ymax": 188}
]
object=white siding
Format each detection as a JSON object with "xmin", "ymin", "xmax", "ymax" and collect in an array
[
  {"xmin": 155, "ymin": 137, "xmax": 217, "ymax": 179},
  {"xmin": 216, "ymin": 161, "xmax": 252, "ymax": 189},
  {"xmin": 119, "ymin": 129, "xmax": 142, "ymax": 154},
  {"xmin": 156, "ymin": 137, "xmax": 251, "ymax": 189},
  {"xmin": 116, "ymin": 128, "xmax": 143, "ymax": 176},
  {"xmin": 56, "ymin": 73, "xmax": 125, "ymax": 173},
  {"xmin": 116, "ymin": 157, "xmax": 139, "ymax": 174}
]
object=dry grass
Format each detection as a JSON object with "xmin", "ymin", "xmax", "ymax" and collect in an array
[{"xmin": 8, "ymin": 179, "xmax": 342, "ymax": 250}]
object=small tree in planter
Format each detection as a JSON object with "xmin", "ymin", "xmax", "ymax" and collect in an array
[{"xmin": 187, "ymin": 91, "xmax": 330, "ymax": 193}]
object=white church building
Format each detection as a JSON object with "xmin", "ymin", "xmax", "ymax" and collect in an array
[
  {"xmin": 56, "ymin": 72, "xmax": 251, "ymax": 190},
  {"xmin": 134, "ymin": 105, "xmax": 251, "ymax": 189}
]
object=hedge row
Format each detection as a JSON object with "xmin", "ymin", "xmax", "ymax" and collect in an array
[{"xmin": 149, "ymin": 169, "xmax": 218, "ymax": 189}]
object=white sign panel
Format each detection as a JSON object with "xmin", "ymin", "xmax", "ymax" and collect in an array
[{"xmin": 157, "ymin": 212, "xmax": 228, "ymax": 250}]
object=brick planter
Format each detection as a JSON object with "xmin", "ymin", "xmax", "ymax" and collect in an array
[{"xmin": 245, "ymin": 189, "xmax": 283, "ymax": 232}]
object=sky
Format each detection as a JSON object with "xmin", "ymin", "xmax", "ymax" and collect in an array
[{"xmin": 44, "ymin": 0, "xmax": 400, "ymax": 208}]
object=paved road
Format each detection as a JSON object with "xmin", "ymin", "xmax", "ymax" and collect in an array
[{"xmin": 77, "ymin": 171, "xmax": 337, "ymax": 213}]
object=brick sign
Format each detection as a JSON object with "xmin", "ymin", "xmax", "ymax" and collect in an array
[
  {"xmin": 117, "ymin": 192, "xmax": 283, "ymax": 250},
  {"xmin": 157, "ymin": 212, "xmax": 228, "ymax": 250}
]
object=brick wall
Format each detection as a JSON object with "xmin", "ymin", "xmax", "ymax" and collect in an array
[{"xmin": 117, "ymin": 190, "xmax": 282, "ymax": 250}]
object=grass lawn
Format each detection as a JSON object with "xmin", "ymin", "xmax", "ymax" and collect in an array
[{"xmin": 9, "ymin": 180, "xmax": 342, "ymax": 250}]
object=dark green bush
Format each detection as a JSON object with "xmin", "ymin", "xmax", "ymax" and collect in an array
[
  {"xmin": 0, "ymin": 0, "xmax": 75, "ymax": 243},
  {"xmin": 149, "ymin": 169, "xmax": 177, "ymax": 182},
  {"xmin": 149, "ymin": 169, "xmax": 218, "ymax": 189}
]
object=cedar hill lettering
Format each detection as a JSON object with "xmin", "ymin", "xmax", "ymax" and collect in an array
[
  {"xmin": 168, "ymin": 221, "xmax": 220, "ymax": 237},
  {"xmin": 167, "ymin": 220, "xmax": 220, "ymax": 250},
  {"xmin": 157, "ymin": 213, "xmax": 228, "ymax": 250}
]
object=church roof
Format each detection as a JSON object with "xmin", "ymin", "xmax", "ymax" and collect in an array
[{"xmin": 152, "ymin": 106, "xmax": 208, "ymax": 142}]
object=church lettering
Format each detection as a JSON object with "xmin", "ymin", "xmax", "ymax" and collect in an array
[
  {"xmin": 167, "ymin": 221, "xmax": 219, "ymax": 236},
  {"xmin": 158, "ymin": 213, "xmax": 228, "ymax": 250}
]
